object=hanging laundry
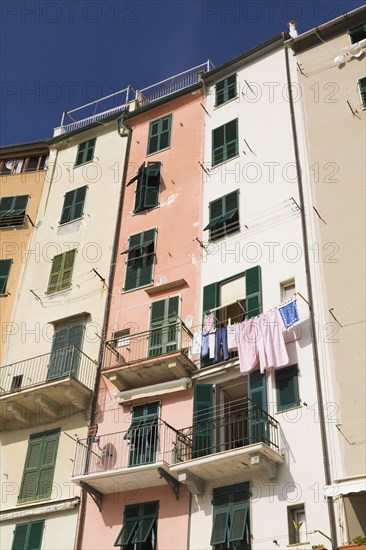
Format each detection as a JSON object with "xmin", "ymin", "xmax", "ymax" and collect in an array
[
  {"xmin": 278, "ymin": 297, "xmax": 299, "ymax": 329},
  {"xmin": 235, "ymin": 319, "xmax": 260, "ymax": 373},
  {"xmin": 209, "ymin": 332, "xmax": 215, "ymax": 359},
  {"xmin": 203, "ymin": 312, "xmax": 215, "ymax": 332},
  {"xmin": 191, "ymin": 331, "xmax": 202, "ymax": 355},
  {"xmin": 201, "ymin": 329, "xmax": 216, "ymax": 358},
  {"xmin": 215, "ymin": 326, "xmax": 229, "ymax": 363},
  {"xmin": 257, "ymin": 309, "xmax": 289, "ymax": 372},
  {"xmin": 201, "ymin": 331, "xmax": 209, "ymax": 357},
  {"xmin": 227, "ymin": 324, "xmax": 237, "ymax": 352}
]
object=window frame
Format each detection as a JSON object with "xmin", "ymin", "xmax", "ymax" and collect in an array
[
  {"xmin": 215, "ymin": 73, "xmax": 238, "ymax": 107},
  {"xmin": 211, "ymin": 482, "xmax": 250, "ymax": 549},
  {"xmin": 276, "ymin": 364, "xmax": 300, "ymax": 412},
  {"xmin": 205, "ymin": 190, "xmax": 240, "ymax": 241},
  {"xmin": 46, "ymin": 249, "xmax": 77, "ymax": 295},
  {"xmin": 349, "ymin": 23, "xmax": 366, "ymax": 44},
  {"xmin": 0, "ymin": 155, "xmax": 48, "ymax": 176},
  {"xmin": 358, "ymin": 77, "xmax": 366, "ymax": 109},
  {"xmin": 0, "ymin": 195, "xmax": 29, "ymax": 228},
  {"xmin": 74, "ymin": 138, "xmax": 96, "ymax": 167},
  {"xmin": 147, "ymin": 114, "xmax": 172, "ymax": 156},
  {"xmin": 11, "ymin": 520, "xmax": 45, "ymax": 550},
  {"xmin": 128, "ymin": 162, "xmax": 162, "ymax": 213},
  {"xmin": 287, "ymin": 504, "xmax": 308, "ymax": 545},
  {"xmin": 0, "ymin": 258, "xmax": 13, "ymax": 295},
  {"xmin": 212, "ymin": 118, "xmax": 239, "ymax": 167},
  {"xmin": 123, "ymin": 228, "xmax": 157, "ymax": 292},
  {"xmin": 59, "ymin": 186, "xmax": 87, "ymax": 225},
  {"xmin": 114, "ymin": 501, "xmax": 159, "ymax": 549},
  {"xmin": 280, "ymin": 279, "xmax": 296, "ymax": 302}
]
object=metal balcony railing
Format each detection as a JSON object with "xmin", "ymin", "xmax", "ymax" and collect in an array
[
  {"xmin": 0, "ymin": 346, "xmax": 97, "ymax": 395},
  {"xmin": 72, "ymin": 419, "xmax": 182, "ymax": 477},
  {"xmin": 176, "ymin": 397, "xmax": 280, "ymax": 461},
  {"xmin": 103, "ymin": 322, "xmax": 194, "ymax": 370}
]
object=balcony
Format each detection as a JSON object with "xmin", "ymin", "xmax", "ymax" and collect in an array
[
  {"xmin": 72, "ymin": 420, "xmax": 181, "ymax": 494},
  {"xmin": 171, "ymin": 397, "xmax": 283, "ymax": 492},
  {"xmin": 0, "ymin": 346, "xmax": 97, "ymax": 429},
  {"xmin": 102, "ymin": 322, "xmax": 198, "ymax": 390}
]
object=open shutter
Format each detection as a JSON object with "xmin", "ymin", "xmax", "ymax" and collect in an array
[
  {"xmin": 124, "ymin": 233, "xmax": 142, "ymax": 291},
  {"xmin": 229, "ymin": 502, "xmax": 248, "ymax": 543},
  {"xmin": 192, "ymin": 384, "xmax": 214, "ymax": 458},
  {"xmin": 60, "ymin": 190, "xmax": 75, "ymax": 224},
  {"xmin": 59, "ymin": 249, "xmax": 76, "ymax": 291},
  {"xmin": 144, "ymin": 162, "xmax": 161, "ymax": 209},
  {"xmin": 248, "ymin": 369, "xmax": 268, "ymax": 444},
  {"xmin": 0, "ymin": 259, "xmax": 12, "ymax": 294},
  {"xmin": 73, "ymin": 186, "xmax": 87, "ymax": 220},
  {"xmin": 37, "ymin": 432, "xmax": 59, "ymax": 499},
  {"xmin": 47, "ymin": 254, "xmax": 63, "ymax": 294},
  {"xmin": 134, "ymin": 163, "xmax": 146, "ymax": 213},
  {"xmin": 358, "ymin": 77, "xmax": 366, "ymax": 108},
  {"xmin": 210, "ymin": 506, "xmax": 230, "ymax": 545},
  {"xmin": 27, "ymin": 521, "xmax": 45, "ymax": 550},
  {"xmin": 245, "ymin": 266, "xmax": 262, "ymax": 319},
  {"xmin": 11, "ymin": 524, "xmax": 29, "ymax": 550},
  {"xmin": 19, "ymin": 439, "xmax": 42, "ymax": 502}
]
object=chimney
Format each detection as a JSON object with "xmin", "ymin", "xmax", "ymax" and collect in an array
[{"xmin": 288, "ymin": 20, "xmax": 298, "ymax": 38}]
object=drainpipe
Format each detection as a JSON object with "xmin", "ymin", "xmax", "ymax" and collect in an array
[
  {"xmin": 74, "ymin": 120, "xmax": 133, "ymax": 550},
  {"xmin": 284, "ymin": 39, "xmax": 338, "ymax": 550}
]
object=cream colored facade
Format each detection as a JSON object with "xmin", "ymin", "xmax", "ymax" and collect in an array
[
  {"xmin": 0, "ymin": 117, "xmax": 128, "ymax": 549},
  {"xmin": 288, "ymin": 5, "xmax": 366, "ymax": 543}
]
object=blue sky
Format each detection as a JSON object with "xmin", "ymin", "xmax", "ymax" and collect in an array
[{"xmin": 1, "ymin": 0, "xmax": 363, "ymax": 145}]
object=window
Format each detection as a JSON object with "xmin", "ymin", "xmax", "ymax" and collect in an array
[
  {"xmin": 204, "ymin": 191, "xmax": 239, "ymax": 241},
  {"xmin": 114, "ymin": 329, "xmax": 131, "ymax": 347},
  {"xmin": 349, "ymin": 23, "xmax": 366, "ymax": 44},
  {"xmin": 276, "ymin": 364, "xmax": 300, "ymax": 411},
  {"xmin": 18, "ymin": 430, "xmax": 60, "ymax": 503},
  {"xmin": 147, "ymin": 114, "xmax": 172, "ymax": 155},
  {"xmin": 47, "ymin": 323, "xmax": 85, "ymax": 380},
  {"xmin": 11, "ymin": 520, "xmax": 45, "ymax": 550},
  {"xmin": 47, "ymin": 249, "xmax": 76, "ymax": 294},
  {"xmin": 280, "ymin": 279, "xmax": 296, "ymax": 302},
  {"xmin": 148, "ymin": 296, "xmax": 179, "ymax": 356},
  {"xmin": 114, "ymin": 501, "xmax": 158, "ymax": 549},
  {"xmin": 211, "ymin": 483, "xmax": 250, "ymax": 549},
  {"xmin": 212, "ymin": 119, "xmax": 238, "ymax": 166},
  {"xmin": 358, "ymin": 77, "xmax": 366, "ymax": 109},
  {"xmin": 123, "ymin": 229, "xmax": 156, "ymax": 291},
  {"xmin": 128, "ymin": 162, "xmax": 161, "ymax": 213},
  {"xmin": 126, "ymin": 402, "xmax": 159, "ymax": 466},
  {"xmin": 0, "ymin": 195, "xmax": 29, "ymax": 227},
  {"xmin": 215, "ymin": 74, "xmax": 237, "ymax": 106},
  {"xmin": 75, "ymin": 138, "xmax": 96, "ymax": 166},
  {"xmin": 0, "ymin": 155, "xmax": 48, "ymax": 175},
  {"xmin": 0, "ymin": 259, "xmax": 13, "ymax": 294},
  {"xmin": 60, "ymin": 186, "xmax": 87, "ymax": 224},
  {"xmin": 288, "ymin": 505, "xmax": 307, "ymax": 544}
]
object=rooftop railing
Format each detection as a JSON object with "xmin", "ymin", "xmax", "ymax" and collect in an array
[
  {"xmin": 103, "ymin": 322, "xmax": 194, "ymax": 370},
  {"xmin": 57, "ymin": 61, "xmax": 215, "ymax": 134},
  {"xmin": 0, "ymin": 346, "xmax": 97, "ymax": 395}
]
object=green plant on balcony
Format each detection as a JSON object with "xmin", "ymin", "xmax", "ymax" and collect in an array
[
  {"xmin": 312, "ymin": 545, "xmax": 327, "ymax": 549},
  {"xmin": 353, "ymin": 537, "xmax": 366, "ymax": 545}
]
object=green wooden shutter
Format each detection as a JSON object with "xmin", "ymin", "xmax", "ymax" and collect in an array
[
  {"xmin": 248, "ymin": 369, "xmax": 268, "ymax": 444},
  {"xmin": 60, "ymin": 187, "xmax": 87, "ymax": 224},
  {"xmin": 59, "ymin": 249, "xmax": 76, "ymax": 291},
  {"xmin": 12, "ymin": 524, "xmax": 29, "ymax": 550},
  {"xmin": 158, "ymin": 114, "xmax": 172, "ymax": 151},
  {"xmin": 192, "ymin": 384, "xmax": 214, "ymax": 458},
  {"xmin": 229, "ymin": 503, "xmax": 248, "ymax": 542},
  {"xmin": 245, "ymin": 266, "xmax": 262, "ymax": 319},
  {"xmin": 276, "ymin": 365, "xmax": 299, "ymax": 411},
  {"xmin": 68, "ymin": 324, "xmax": 84, "ymax": 375},
  {"xmin": 27, "ymin": 521, "xmax": 45, "ymax": 550},
  {"xmin": 225, "ymin": 118, "xmax": 238, "ymax": 161},
  {"xmin": 75, "ymin": 141, "xmax": 87, "ymax": 166},
  {"xmin": 37, "ymin": 432, "xmax": 60, "ymax": 499},
  {"xmin": 60, "ymin": 190, "xmax": 75, "ymax": 224},
  {"xmin": 210, "ymin": 506, "xmax": 230, "ymax": 545},
  {"xmin": 19, "ymin": 439, "xmax": 43, "ymax": 502},
  {"xmin": 144, "ymin": 162, "xmax": 161, "ymax": 209},
  {"xmin": 0, "ymin": 259, "xmax": 12, "ymax": 294},
  {"xmin": 73, "ymin": 186, "xmax": 87, "ymax": 220},
  {"xmin": 47, "ymin": 327, "xmax": 70, "ymax": 379},
  {"xmin": 124, "ymin": 229, "xmax": 156, "ymax": 291},
  {"xmin": 358, "ymin": 77, "xmax": 366, "ymax": 108},
  {"xmin": 134, "ymin": 163, "xmax": 146, "ymax": 213},
  {"xmin": 147, "ymin": 115, "xmax": 171, "ymax": 155},
  {"xmin": 47, "ymin": 254, "xmax": 63, "ymax": 294},
  {"xmin": 138, "ymin": 229, "xmax": 155, "ymax": 288},
  {"xmin": 202, "ymin": 283, "xmax": 218, "ymax": 367},
  {"xmin": 212, "ymin": 125, "xmax": 225, "ymax": 166},
  {"xmin": 85, "ymin": 138, "xmax": 96, "ymax": 163}
]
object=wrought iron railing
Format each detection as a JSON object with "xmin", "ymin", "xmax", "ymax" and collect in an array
[
  {"xmin": 0, "ymin": 346, "xmax": 97, "ymax": 395},
  {"xmin": 72, "ymin": 419, "xmax": 182, "ymax": 477},
  {"xmin": 176, "ymin": 397, "xmax": 280, "ymax": 460},
  {"xmin": 103, "ymin": 322, "xmax": 194, "ymax": 370}
]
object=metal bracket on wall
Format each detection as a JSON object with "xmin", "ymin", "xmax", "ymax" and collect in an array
[
  {"xmin": 158, "ymin": 467, "xmax": 180, "ymax": 500},
  {"xmin": 80, "ymin": 481, "xmax": 103, "ymax": 511}
]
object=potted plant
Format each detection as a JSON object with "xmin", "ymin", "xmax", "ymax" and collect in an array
[{"xmin": 338, "ymin": 536, "xmax": 366, "ymax": 550}]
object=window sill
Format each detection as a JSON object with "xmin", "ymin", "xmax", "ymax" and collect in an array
[
  {"xmin": 58, "ymin": 217, "xmax": 83, "ymax": 227},
  {"xmin": 210, "ymin": 154, "xmax": 240, "ymax": 171},
  {"xmin": 146, "ymin": 146, "xmax": 171, "ymax": 158},
  {"xmin": 132, "ymin": 205, "xmax": 159, "ymax": 216},
  {"xmin": 74, "ymin": 159, "xmax": 95, "ymax": 169},
  {"xmin": 17, "ymin": 497, "xmax": 52, "ymax": 507},
  {"xmin": 287, "ymin": 542, "xmax": 310, "ymax": 547},
  {"xmin": 208, "ymin": 226, "xmax": 241, "ymax": 243},
  {"xmin": 45, "ymin": 287, "xmax": 72, "ymax": 297},
  {"xmin": 213, "ymin": 95, "xmax": 239, "ymax": 109},
  {"xmin": 276, "ymin": 403, "xmax": 301, "ymax": 414},
  {"xmin": 122, "ymin": 282, "xmax": 154, "ymax": 294},
  {"xmin": 0, "ymin": 292, "xmax": 9, "ymax": 297}
]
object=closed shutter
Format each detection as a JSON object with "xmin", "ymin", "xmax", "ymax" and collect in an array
[
  {"xmin": 212, "ymin": 124, "xmax": 225, "ymax": 166},
  {"xmin": 60, "ymin": 187, "xmax": 87, "ymax": 224},
  {"xmin": 147, "ymin": 115, "xmax": 171, "ymax": 155},
  {"xmin": 124, "ymin": 229, "xmax": 156, "ymax": 291},
  {"xmin": 19, "ymin": 439, "xmax": 43, "ymax": 502},
  {"xmin": 47, "ymin": 324, "xmax": 84, "ymax": 379},
  {"xmin": 59, "ymin": 249, "xmax": 76, "ymax": 291},
  {"xmin": 248, "ymin": 369, "xmax": 267, "ymax": 444},
  {"xmin": 276, "ymin": 365, "xmax": 299, "ymax": 411},
  {"xmin": 60, "ymin": 190, "xmax": 75, "ymax": 224},
  {"xmin": 192, "ymin": 384, "xmax": 214, "ymax": 458},
  {"xmin": 144, "ymin": 162, "xmax": 161, "ymax": 209},
  {"xmin": 37, "ymin": 432, "xmax": 60, "ymax": 499},
  {"xmin": 47, "ymin": 254, "xmax": 63, "ymax": 294},
  {"xmin": 358, "ymin": 77, "xmax": 366, "ymax": 108},
  {"xmin": 26, "ymin": 521, "xmax": 45, "ymax": 550},
  {"xmin": 245, "ymin": 266, "xmax": 262, "ymax": 319},
  {"xmin": 12, "ymin": 524, "xmax": 29, "ymax": 550}
]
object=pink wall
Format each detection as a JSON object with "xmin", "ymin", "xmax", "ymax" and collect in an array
[
  {"xmin": 81, "ymin": 484, "xmax": 190, "ymax": 550},
  {"xmin": 108, "ymin": 88, "xmax": 204, "ymax": 338}
]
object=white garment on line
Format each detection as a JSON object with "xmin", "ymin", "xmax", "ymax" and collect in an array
[
  {"xmin": 191, "ymin": 331, "xmax": 202, "ymax": 355},
  {"xmin": 209, "ymin": 332, "xmax": 215, "ymax": 359}
]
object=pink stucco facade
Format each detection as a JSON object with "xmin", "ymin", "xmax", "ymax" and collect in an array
[{"xmin": 79, "ymin": 87, "xmax": 204, "ymax": 550}]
